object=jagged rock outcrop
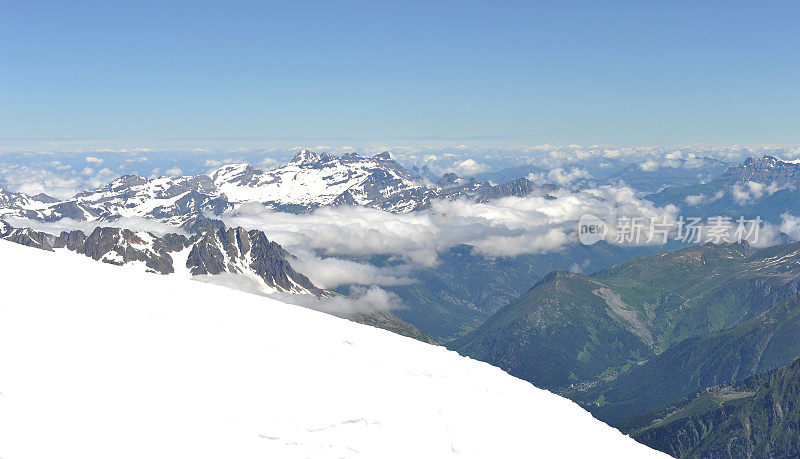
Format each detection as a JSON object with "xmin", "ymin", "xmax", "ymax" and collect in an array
[{"xmin": 0, "ymin": 220, "xmax": 321, "ymax": 296}]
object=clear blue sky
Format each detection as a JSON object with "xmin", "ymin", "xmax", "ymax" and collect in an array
[{"xmin": 1, "ymin": 0, "xmax": 798, "ymax": 146}]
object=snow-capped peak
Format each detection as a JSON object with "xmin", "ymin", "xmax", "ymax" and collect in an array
[
  {"xmin": 208, "ymin": 162, "xmax": 255, "ymax": 184},
  {"xmin": 289, "ymin": 148, "xmax": 323, "ymax": 165}
]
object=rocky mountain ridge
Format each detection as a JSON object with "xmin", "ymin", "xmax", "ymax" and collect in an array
[{"xmin": 0, "ymin": 219, "xmax": 322, "ymax": 295}]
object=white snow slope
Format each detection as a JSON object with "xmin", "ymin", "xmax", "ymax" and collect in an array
[{"xmin": 0, "ymin": 240, "xmax": 662, "ymax": 458}]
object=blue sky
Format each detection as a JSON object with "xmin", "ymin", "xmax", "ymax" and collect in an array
[{"xmin": 1, "ymin": 0, "xmax": 798, "ymax": 146}]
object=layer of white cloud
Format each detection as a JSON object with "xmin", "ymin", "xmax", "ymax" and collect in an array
[
  {"xmin": 219, "ymin": 185, "xmax": 679, "ymax": 263},
  {"xmin": 289, "ymin": 247, "xmax": 416, "ymax": 289},
  {"xmin": 1, "ymin": 216, "xmax": 187, "ymax": 237}
]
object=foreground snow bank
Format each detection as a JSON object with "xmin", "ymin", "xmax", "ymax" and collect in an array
[{"xmin": 0, "ymin": 241, "xmax": 661, "ymax": 458}]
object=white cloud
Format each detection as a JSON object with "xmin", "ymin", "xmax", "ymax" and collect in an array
[
  {"xmin": 289, "ymin": 248, "xmax": 416, "ymax": 289},
  {"xmin": 684, "ymin": 190, "xmax": 724, "ymax": 206},
  {"xmin": 85, "ymin": 156, "xmax": 104, "ymax": 164},
  {"xmin": 165, "ymin": 167, "xmax": 183, "ymax": 176},
  {"xmin": 0, "ymin": 164, "xmax": 83, "ymax": 199},
  {"xmin": 197, "ymin": 276, "xmax": 405, "ymax": 316},
  {"xmin": 451, "ymin": 158, "xmax": 489, "ymax": 176},
  {"xmin": 639, "ymin": 160, "xmax": 659, "ymax": 172},
  {"xmin": 778, "ymin": 213, "xmax": 800, "ymax": 241},
  {"xmin": 732, "ymin": 181, "xmax": 785, "ymax": 205},
  {"xmin": 124, "ymin": 156, "xmax": 149, "ymax": 163},
  {"xmin": 546, "ymin": 167, "xmax": 590, "ymax": 185},
  {"xmin": 203, "ymin": 159, "xmax": 222, "ymax": 167},
  {"xmin": 85, "ymin": 168, "xmax": 117, "ymax": 189},
  {"xmin": 684, "ymin": 194, "xmax": 705, "ymax": 206}
]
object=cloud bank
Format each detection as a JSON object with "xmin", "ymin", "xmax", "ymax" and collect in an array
[{"xmin": 219, "ymin": 185, "xmax": 679, "ymax": 264}]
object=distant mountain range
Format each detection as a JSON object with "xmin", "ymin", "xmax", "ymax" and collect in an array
[
  {"xmin": 0, "ymin": 150, "xmax": 558, "ymax": 227},
  {"xmin": 604, "ymin": 157, "xmax": 729, "ymax": 193},
  {"xmin": 3, "ymin": 152, "xmax": 800, "ymax": 235},
  {"xmin": 648, "ymin": 155, "xmax": 800, "ymax": 223}
]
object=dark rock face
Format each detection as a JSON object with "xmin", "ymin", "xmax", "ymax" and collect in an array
[
  {"xmin": 2, "ymin": 227, "xmax": 54, "ymax": 251},
  {"xmin": 187, "ymin": 227, "xmax": 322, "ymax": 295},
  {"xmin": 0, "ymin": 219, "xmax": 11, "ymax": 236},
  {"xmin": 53, "ymin": 230, "xmax": 87, "ymax": 252},
  {"xmin": 437, "ymin": 172, "xmax": 463, "ymax": 188},
  {"xmin": 80, "ymin": 227, "xmax": 180, "ymax": 274},
  {"xmin": 247, "ymin": 230, "xmax": 320, "ymax": 294},
  {"xmin": 187, "ymin": 230, "xmax": 230, "ymax": 276}
]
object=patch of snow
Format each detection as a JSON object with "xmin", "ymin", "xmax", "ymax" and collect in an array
[{"xmin": 0, "ymin": 240, "xmax": 662, "ymax": 458}]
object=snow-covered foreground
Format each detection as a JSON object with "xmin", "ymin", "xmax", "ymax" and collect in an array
[{"xmin": 0, "ymin": 241, "xmax": 662, "ymax": 458}]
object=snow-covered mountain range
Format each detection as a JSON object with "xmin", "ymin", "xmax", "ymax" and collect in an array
[
  {"xmin": 0, "ymin": 240, "xmax": 662, "ymax": 458},
  {"xmin": 0, "ymin": 150, "xmax": 556, "ymax": 226}
]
